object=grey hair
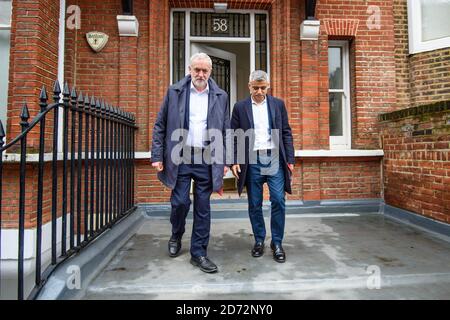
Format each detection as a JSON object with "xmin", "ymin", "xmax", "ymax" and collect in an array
[
  {"xmin": 190, "ymin": 52, "xmax": 213, "ymax": 68},
  {"xmin": 249, "ymin": 70, "xmax": 269, "ymax": 82}
]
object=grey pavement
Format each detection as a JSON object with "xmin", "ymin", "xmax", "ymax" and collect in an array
[{"xmin": 82, "ymin": 205, "xmax": 450, "ymax": 300}]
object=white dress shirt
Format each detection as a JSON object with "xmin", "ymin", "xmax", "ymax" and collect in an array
[
  {"xmin": 252, "ymin": 96, "xmax": 274, "ymax": 151},
  {"xmin": 186, "ymin": 81, "xmax": 209, "ymax": 147}
]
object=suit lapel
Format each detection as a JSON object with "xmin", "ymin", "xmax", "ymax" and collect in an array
[
  {"xmin": 244, "ymin": 97, "xmax": 254, "ymax": 129},
  {"xmin": 267, "ymin": 95, "xmax": 276, "ymax": 129},
  {"xmin": 207, "ymin": 90, "xmax": 218, "ymax": 129},
  {"xmin": 178, "ymin": 87, "xmax": 187, "ymax": 129},
  {"xmin": 175, "ymin": 76, "xmax": 191, "ymax": 129}
]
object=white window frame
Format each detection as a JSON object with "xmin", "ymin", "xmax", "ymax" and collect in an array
[
  {"xmin": 328, "ymin": 40, "xmax": 351, "ymax": 150},
  {"xmin": 169, "ymin": 9, "xmax": 270, "ymax": 85},
  {"xmin": 407, "ymin": 0, "xmax": 450, "ymax": 54},
  {"xmin": 0, "ymin": 0, "xmax": 12, "ymax": 132}
]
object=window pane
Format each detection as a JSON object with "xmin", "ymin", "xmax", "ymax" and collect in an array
[
  {"xmin": 0, "ymin": 29, "xmax": 11, "ymax": 127},
  {"xmin": 172, "ymin": 12, "xmax": 185, "ymax": 83},
  {"xmin": 0, "ymin": 1, "xmax": 12, "ymax": 25},
  {"xmin": 328, "ymin": 47, "xmax": 343, "ymax": 89},
  {"xmin": 255, "ymin": 14, "xmax": 267, "ymax": 72},
  {"xmin": 421, "ymin": 0, "xmax": 450, "ymax": 41},
  {"xmin": 190, "ymin": 13, "xmax": 250, "ymax": 37},
  {"xmin": 329, "ymin": 92, "xmax": 343, "ymax": 136}
]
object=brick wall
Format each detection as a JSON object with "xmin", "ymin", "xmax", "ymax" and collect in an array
[
  {"xmin": 319, "ymin": 158, "xmax": 381, "ymax": 199},
  {"xmin": 394, "ymin": 0, "xmax": 450, "ymax": 109},
  {"xmin": 287, "ymin": 157, "xmax": 381, "ymax": 201},
  {"xmin": 64, "ymin": 0, "xmax": 150, "ymax": 152},
  {"xmin": 140, "ymin": 0, "xmax": 388, "ymax": 202},
  {"xmin": 317, "ymin": 0, "xmax": 397, "ymax": 149},
  {"xmin": 380, "ymin": 103, "xmax": 450, "ymax": 222},
  {"xmin": 1, "ymin": 162, "xmax": 119, "ymax": 231},
  {"xmin": 4, "ymin": 0, "xmax": 392, "ymax": 214},
  {"xmin": 7, "ymin": 0, "xmax": 60, "ymax": 146},
  {"xmin": 382, "ymin": 1, "xmax": 450, "ymax": 221}
]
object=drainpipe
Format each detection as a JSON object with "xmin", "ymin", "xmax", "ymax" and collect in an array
[
  {"xmin": 300, "ymin": 0, "xmax": 320, "ymax": 40},
  {"xmin": 305, "ymin": 0, "xmax": 317, "ymax": 20},
  {"xmin": 57, "ymin": 0, "xmax": 66, "ymax": 150}
]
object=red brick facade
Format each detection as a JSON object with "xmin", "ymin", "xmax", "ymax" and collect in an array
[
  {"xmin": 7, "ymin": 0, "xmax": 60, "ymax": 146},
  {"xmin": 380, "ymin": 105, "xmax": 450, "ymax": 222},
  {"xmin": 2, "ymin": 0, "xmax": 449, "ymax": 228},
  {"xmin": 394, "ymin": 0, "xmax": 450, "ymax": 109},
  {"xmin": 380, "ymin": 0, "xmax": 450, "ymax": 222}
]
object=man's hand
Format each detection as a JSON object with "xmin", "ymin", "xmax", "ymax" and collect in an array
[
  {"xmin": 152, "ymin": 161, "xmax": 164, "ymax": 172},
  {"xmin": 231, "ymin": 164, "xmax": 241, "ymax": 179},
  {"xmin": 287, "ymin": 163, "xmax": 294, "ymax": 173},
  {"xmin": 224, "ymin": 166, "xmax": 229, "ymax": 176}
]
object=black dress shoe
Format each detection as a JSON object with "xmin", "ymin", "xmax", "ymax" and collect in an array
[
  {"xmin": 190, "ymin": 256, "xmax": 218, "ymax": 273},
  {"xmin": 270, "ymin": 242, "xmax": 286, "ymax": 263},
  {"xmin": 168, "ymin": 237, "xmax": 182, "ymax": 257},
  {"xmin": 251, "ymin": 242, "xmax": 265, "ymax": 257}
]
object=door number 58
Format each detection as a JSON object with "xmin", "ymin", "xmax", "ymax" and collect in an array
[{"xmin": 213, "ymin": 18, "xmax": 228, "ymax": 32}]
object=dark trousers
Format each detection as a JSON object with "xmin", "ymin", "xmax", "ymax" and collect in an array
[
  {"xmin": 246, "ymin": 153, "xmax": 286, "ymax": 246},
  {"xmin": 170, "ymin": 156, "xmax": 213, "ymax": 258}
]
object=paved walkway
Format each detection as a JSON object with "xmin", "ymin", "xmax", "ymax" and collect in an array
[{"xmin": 83, "ymin": 206, "xmax": 450, "ymax": 300}]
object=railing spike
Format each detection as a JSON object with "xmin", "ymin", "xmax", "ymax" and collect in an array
[
  {"xmin": 70, "ymin": 87, "xmax": 77, "ymax": 99},
  {"xmin": 96, "ymin": 99, "xmax": 101, "ymax": 111},
  {"xmin": 63, "ymin": 82, "xmax": 70, "ymax": 96},
  {"xmin": 84, "ymin": 93, "xmax": 90, "ymax": 106},
  {"xmin": 0, "ymin": 119, "xmax": 5, "ymax": 139},
  {"xmin": 39, "ymin": 86, "xmax": 48, "ymax": 112},
  {"xmin": 90, "ymin": 95, "xmax": 96, "ymax": 107},
  {"xmin": 20, "ymin": 102, "xmax": 30, "ymax": 122},
  {"xmin": 77, "ymin": 91, "xmax": 84, "ymax": 103},
  {"xmin": 39, "ymin": 86, "xmax": 48, "ymax": 101},
  {"xmin": 53, "ymin": 80, "xmax": 61, "ymax": 95}
]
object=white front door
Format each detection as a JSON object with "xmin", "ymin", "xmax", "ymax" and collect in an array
[
  {"xmin": 191, "ymin": 43, "xmax": 236, "ymax": 180},
  {"xmin": 190, "ymin": 43, "xmax": 237, "ymax": 113}
]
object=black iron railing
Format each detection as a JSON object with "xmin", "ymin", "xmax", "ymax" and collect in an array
[{"xmin": 0, "ymin": 80, "xmax": 137, "ymax": 300}]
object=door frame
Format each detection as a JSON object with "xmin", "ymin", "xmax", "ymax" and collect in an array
[
  {"xmin": 169, "ymin": 9, "xmax": 270, "ymax": 84},
  {"xmin": 190, "ymin": 43, "xmax": 237, "ymax": 113}
]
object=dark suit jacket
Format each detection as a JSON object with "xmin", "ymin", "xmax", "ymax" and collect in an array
[
  {"xmin": 231, "ymin": 95, "xmax": 295, "ymax": 195},
  {"xmin": 151, "ymin": 75, "xmax": 230, "ymax": 192}
]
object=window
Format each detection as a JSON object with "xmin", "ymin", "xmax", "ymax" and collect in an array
[
  {"xmin": 0, "ymin": 0, "xmax": 12, "ymax": 129},
  {"xmin": 328, "ymin": 41, "xmax": 351, "ymax": 150},
  {"xmin": 408, "ymin": 0, "xmax": 450, "ymax": 54},
  {"xmin": 172, "ymin": 11, "xmax": 186, "ymax": 83}
]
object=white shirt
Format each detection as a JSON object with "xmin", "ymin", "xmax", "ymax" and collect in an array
[
  {"xmin": 251, "ymin": 96, "xmax": 274, "ymax": 151},
  {"xmin": 186, "ymin": 81, "xmax": 209, "ymax": 147}
]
